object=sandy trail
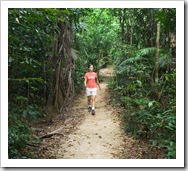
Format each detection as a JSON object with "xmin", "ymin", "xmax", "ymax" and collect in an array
[
  {"xmin": 30, "ymin": 68, "xmax": 165, "ymax": 159},
  {"xmin": 56, "ymin": 68, "xmax": 125, "ymax": 159}
]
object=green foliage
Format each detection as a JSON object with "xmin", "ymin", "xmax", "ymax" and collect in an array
[
  {"xmin": 8, "ymin": 106, "xmax": 28, "ymax": 158},
  {"xmin": 8, "ymin": 8, "xmax": 67, "ymax": 158},
  {"xmin": 8, "ymin": 8, "xmax": 176, "ymax": 159},
  {"xmin": 8, "ymin": 8, "xmax": 58, "ymax": 106},
  {"xmin": 22, "ymin": 104, "xmax": 41, "ymax": 120},
  {"xmin": 156, "ymin": 8, "xmax": 176, "ymax": 32},
  {"xmin": 109, "ymin": 40, "xmax": 176, "ymax": 158},
  {"xmin": 9, "ymin": 94, "xmax": 43, "ymax": 158},
  {"xmin": 75, "ymin": 9, "xmax": 119, "ymax": 71},
  {"xmin": 8, "ymin": 124, "xmax": 30, "ymax": 159},
  {"xmin": 109, "ymin": 69, "xmax": 176, "ymax": 159}
]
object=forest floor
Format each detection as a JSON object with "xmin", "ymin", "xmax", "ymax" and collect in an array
[{"xmin": 26, "ymin": 67, "xmax": 166, "ymax": 159}]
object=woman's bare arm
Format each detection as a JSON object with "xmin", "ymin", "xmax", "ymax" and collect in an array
[
  {"xmin": 84, "ymin": 78, "xmax": 87, "ymax": 87},
  {"xmin": 96, "ymin": 78, "xmax": 101, "ymax": 90}
]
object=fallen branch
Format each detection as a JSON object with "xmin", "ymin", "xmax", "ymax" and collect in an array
[
  {"xmin": 39, "ymin": 132, "xmax": 65, "ymax": 139},
  {"xmin": 26, "ymin": 143, "xmax": 43, "ymax": 148}
]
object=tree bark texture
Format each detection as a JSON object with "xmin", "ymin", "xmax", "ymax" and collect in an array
[{"xmin": 47, "ymin": 21, "xmax": 74, "ymax": 115}]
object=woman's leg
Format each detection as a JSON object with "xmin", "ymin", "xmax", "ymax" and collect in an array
[
  {"xmin": 91, "ymin": 95, "xmax": 96, "ymax": 114},
  {"xmin": 87, "ymin": 96, "xmax": 92, "ymax": 112},
  {"xmin": 91, "ymin": 95, "xmax": 96, "ymax": 109},
  {"xmin": 87, "ymin": 96, "xmax": 91, "ymax": 106}
]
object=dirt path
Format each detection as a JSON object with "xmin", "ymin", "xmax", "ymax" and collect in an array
[
  {"xmin": 55, "ymin": 68, "xmax": 125, "ymax": 159},
  {"xmin": 29, "ymin": 68, "xmax": 165, "ymax": 159}
]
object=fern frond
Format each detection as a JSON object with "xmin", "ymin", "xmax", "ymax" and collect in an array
[
  {"xmin": 116, "ymin": 65, "xmax": 137, "ymax": 74},
  {"xmin": 119, "ymin": 56, "xmax": 143, "ymax": 66},
  {"xmin": 119, "ymin": 47, "xmax": 157, "ymax": 66},
  {"xmin": 159, "ymin": 53, "xmax": 172, "ymax": 67},
  {"xmin": 137, "ymin": 47, "xmax": 157, "ymax": 56}
]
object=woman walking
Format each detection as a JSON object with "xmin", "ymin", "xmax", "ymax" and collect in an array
[{"xmin": 84, "ymin": 64, "xmax": 101, "ymax": 115}]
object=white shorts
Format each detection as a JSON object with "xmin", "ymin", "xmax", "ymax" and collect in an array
[{"xmin": 86, "ymin": 88, "xmax": 97, "ymax": 96}]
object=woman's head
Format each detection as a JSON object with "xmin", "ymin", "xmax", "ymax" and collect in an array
[{"xmin": 88, "ymin": 64, "xmax": 94, "ymax": 72}]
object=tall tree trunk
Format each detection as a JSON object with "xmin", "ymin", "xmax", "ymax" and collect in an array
[
  {"xmin": 46, "ymin": 19, "xmax": 74, "ymax": 115},
  {"xmin": 155, "ymin": 20, "xmax": 161, "ymax": 83},
  {"xmin": 130, "ymin": 9, "xmax": 134, "ymax": 46},
  {"xmin": 119, "ymin": 9, "xmax": 126, "ymax": 43},
  {"xmin": 170, "ymin": 31, "xmax": 176, "ymax": 71},
  {"xmin": 130, "ymin": 26, "xmax": 133, "ymax": 46}
]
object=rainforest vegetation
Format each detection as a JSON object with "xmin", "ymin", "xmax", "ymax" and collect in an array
[{"xmin": 8, "ymin": 8, "xmax": 176, "ymax": 159}]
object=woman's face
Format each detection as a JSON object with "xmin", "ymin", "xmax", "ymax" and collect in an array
[{"xmin": 89, "ymin": 65, "xmax": 94, "ymax": 72}]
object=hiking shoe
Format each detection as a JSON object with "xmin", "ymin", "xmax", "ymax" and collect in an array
[
  {"xmin": 88, "ymin": 106, "xmax": 92, "ymax": 112},
  {"xmin": 91, "ymin": 110, "xmax": 95, "ymax": 115}
]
